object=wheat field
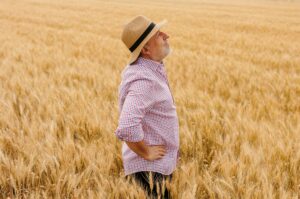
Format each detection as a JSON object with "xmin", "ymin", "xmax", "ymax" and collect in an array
[{"xmin": 0, "ymin": 0, "xmax": 300, "ymax": 198}]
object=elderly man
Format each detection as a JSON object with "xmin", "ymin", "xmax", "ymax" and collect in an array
[{"xmin": 115, "ymin": 15, "xmax": 180, "ymax": 199}]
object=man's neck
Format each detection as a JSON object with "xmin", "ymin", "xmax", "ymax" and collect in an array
[{"xmin": 140, "ymin": 55, "xmax": 163, "ymax": 64}]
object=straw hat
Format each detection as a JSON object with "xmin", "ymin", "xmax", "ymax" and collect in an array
[{"xmin": 121, "ymin": 15, "xmax": 167, "ymax": 65}]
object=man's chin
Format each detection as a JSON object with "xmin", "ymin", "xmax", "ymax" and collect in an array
[
  {"xmin": 164, "ymin": 47, "xmax": 172, "ymax": 58},
  {"xmin": 158, "ymin": 47, "xmax": 172, "ymax": 61},
  {"xmin": 167, "ymin": 48, "xmax": 173, "ymax": 55}
]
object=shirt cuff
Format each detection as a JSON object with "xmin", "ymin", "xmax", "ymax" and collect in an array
[{"xmin": 115, "ymin": 124, "xmax": 144, "ymax": 142}]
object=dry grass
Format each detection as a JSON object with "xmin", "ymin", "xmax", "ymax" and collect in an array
[{"xmin": 0, "ymin": 0, "xmax": 300, "ymax": 198}]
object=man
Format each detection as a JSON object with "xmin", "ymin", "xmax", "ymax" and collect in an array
[{"xmin": 115, "ymin": 15, "xmax": 180, "ymax": 199}]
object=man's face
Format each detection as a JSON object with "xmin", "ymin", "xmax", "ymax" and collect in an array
[{"xmin": 143, "ymin": 30, "xmax": 170, "ymax": 62}]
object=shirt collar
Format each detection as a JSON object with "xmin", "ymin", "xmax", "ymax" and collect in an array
[{"xmin": 135, "ymin": 57, "xmax": 164, "ymax": 71}]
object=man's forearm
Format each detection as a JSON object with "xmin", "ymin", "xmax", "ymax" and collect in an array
[{"xmin": 125, "ymin": 140, "xmax": 149, "ymax": 159}]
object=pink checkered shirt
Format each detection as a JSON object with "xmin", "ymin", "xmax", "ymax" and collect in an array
[{"xmin": 115, "ymin": 57, "xmax": 180, "ymax": 176}]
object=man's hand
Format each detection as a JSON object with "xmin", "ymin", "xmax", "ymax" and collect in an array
[
  {"xmin": 144, "ymin": 145, "xmax": 166, "ymax": 161},
  {"xmin": 125, "ymin": 140, "xmax": 166, "ymax": 161}
]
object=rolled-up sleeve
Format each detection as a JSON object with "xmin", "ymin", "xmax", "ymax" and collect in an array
[{"xmin": 115, "ymin": 75, "xmax": 155, "ymax": 142}]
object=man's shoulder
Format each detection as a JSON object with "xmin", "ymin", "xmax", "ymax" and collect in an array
[
  {"xmin": 121, "ymin": 62, "xmax": 154, "ymax": 81},
  {"xmin": 119, "ymin": 63, "xmax": 158, "ymax": 95}
]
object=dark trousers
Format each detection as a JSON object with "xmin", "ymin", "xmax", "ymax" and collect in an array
[{"xmin": 126, "ymin": 171, "xmax": 173, "ymax": 199}]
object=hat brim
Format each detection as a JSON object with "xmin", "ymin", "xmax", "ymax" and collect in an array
[{"xmin": 128, "ymin": 20, "xmax": 168, "ymax": 65}]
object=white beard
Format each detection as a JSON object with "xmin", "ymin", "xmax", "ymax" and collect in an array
[
  {"xmin": 167, "ymin": 47, "xmax": 173, "ymax": 56},
  {"xmin": 153, "ymin": 45, "xmax": 172, "ymax": 61},
  {"xmin": 163, "ymin": 45, "xmax": 171, "ymax": 58}
]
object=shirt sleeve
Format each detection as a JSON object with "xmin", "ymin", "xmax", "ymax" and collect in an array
[{"xmin": 115, "ymin": 75, "xmax": 155, "ymax": 142}]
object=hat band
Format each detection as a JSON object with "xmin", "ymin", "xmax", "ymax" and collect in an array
[{"xmin": 129, "ymin": 22, "xmax": 155, "ymax": 52}]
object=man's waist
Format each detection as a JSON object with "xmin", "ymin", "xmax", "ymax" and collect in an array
[{"xmin": 123, "ymin": 144, "xmax": 178, "ymax": 158}]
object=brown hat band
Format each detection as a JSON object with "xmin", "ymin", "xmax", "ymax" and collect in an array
[{"xmin": 129, "ymin": 22, "xmax": 155, "ymax": 52}]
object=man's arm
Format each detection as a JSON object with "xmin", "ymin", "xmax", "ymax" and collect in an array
[
  {"xmin": 125, "ymin": 140, "xmax": 166, "ymax": 161},
  {"xmin": 115, "ymin": 74, "xmax": 166, "ymax": 160},
  {"xmin": 115, "ymin": 76, "xmax": 155, "ymax": 142}
]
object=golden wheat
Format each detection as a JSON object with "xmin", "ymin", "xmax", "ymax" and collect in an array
[{"xmin": 0, "ymin": 0, "xmax": 299, "ymax": 198}]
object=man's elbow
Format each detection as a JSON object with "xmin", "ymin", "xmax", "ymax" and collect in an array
[{"xmin": 114, "ymin": 127, "xmax": 144, "ymax": 142}]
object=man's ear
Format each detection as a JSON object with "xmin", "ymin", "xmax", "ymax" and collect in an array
[{"xmin": 141, "ymin": 44, "xmax": 150, "ymax": 56}]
